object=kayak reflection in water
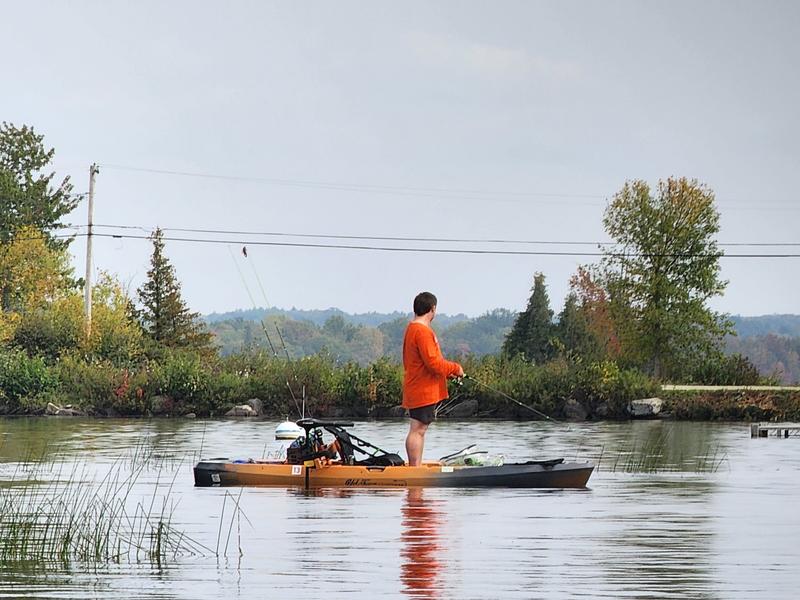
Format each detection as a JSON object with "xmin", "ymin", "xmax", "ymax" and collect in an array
[{"xmin": 401, "ymin": 487, "xmax": 445, "ymax": 598}]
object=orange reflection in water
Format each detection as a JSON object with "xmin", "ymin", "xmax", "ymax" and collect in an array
[{"xmin": 401, "ymin": 487, "xmax": 444, "ymax": 599}]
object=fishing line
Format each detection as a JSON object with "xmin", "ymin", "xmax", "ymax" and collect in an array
[
  {"xmin": 228, "ymin": 245, "xmax": 277, "ymax": 354},
  {"xmin": 464, "ymin": 374, "xmax": 558, "ymax": 422},
  {"xmin": 226, "ymin": 246, "xmax": 259, "ymax": 316},
  {"xmin": 238, "ymin": 246, "xmax": 306, "ymax": 416},
  {"xmin": 246, "ymin": 250, "xmax": 273, "ymax": 309},
  {"xmin": 227, "ymin": 245, "xmax": 302, "ymax": 418},
  {"xmin": 243, "ymin": 248, "xmax": 300, "ymax": 387}
]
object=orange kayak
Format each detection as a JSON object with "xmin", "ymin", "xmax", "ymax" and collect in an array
[
  {"xmin": 193, "ymin": 418, "xmax": 594, "ymax": 489},
  {"xmin": 193, "ymin": 458, "xmax": 593, "ymax": 488}
]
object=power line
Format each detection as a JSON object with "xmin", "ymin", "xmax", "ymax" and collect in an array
[
  {"xmin": 99, "ymin": 163, "xmax": 605, "ymax": 200},
  {"xmin": 86, "ymin": 232, "xmax": 800, "ymax": 258},
  {"xmin": 77, "ymin": 223, "xmax": 800, "ymax": 248},
  {"xmin": 8, "ymin": 225, "xmax": 800, "ymax": 250},
  {"xmin": 97, "ymin": 162, "xmax": 800, "ymax": 209},
  {"xmin": 6, "ymin": 230, "xmax": 799, "ymax": 257}
]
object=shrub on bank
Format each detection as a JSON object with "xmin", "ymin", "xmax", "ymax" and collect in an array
[
  {"xmin": 457, "ymin": 355, "xmax": 658, "ymax": 418},
  {"xmin": 686, "ymin": 352, "xmax": 768, "ymax": 386},
  {"xmin": 149, "ymin": 351, "xmax": 210, "ymax": 404},
  {"xmin": 664, "ymin": 389, "xmax": 800, "ymax": 421},
  {"xmin": 574, "ymin": 361, "xmax": 660, "ymax": 416},
  {"xmin": 52, "ymin": 354, "xmax": 149, "ymax": 415},
  {"xmin": 0, "ymin": 349, "xmax": 58, "ymax": 409}
]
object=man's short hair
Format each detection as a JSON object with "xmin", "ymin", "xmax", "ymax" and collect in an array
[{"xmin": 413, "ymin": 292, "xmax": 437, "ymax": 316}]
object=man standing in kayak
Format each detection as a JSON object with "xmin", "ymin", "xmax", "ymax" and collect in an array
[{"xmin": 403, "ymin": 292, "xmax": 464, "ymax": 467}]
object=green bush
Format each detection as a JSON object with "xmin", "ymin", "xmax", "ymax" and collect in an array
[
  {"xmin": 574, "ymin": 360, "xmax": 659, "ymax": 415},
  {"xmin": 54, "ymin": 355, "xmax": 115, "ymax": 404},
  {"xmin": 52, "ymin": 354, "xmax": 149, "ymax": 414},
  {"xmin": 0, "ymin": 349, "xmax": 58, "ymax": 407},
  {"xmin": 367, "ymin": 356, "xmax": 403, "ymax": 408},
  {"xmin": 206, "ymin": 369, "xmax": 247, "ymax": 413},
  {"xmin": 149, "ymin": 351, "xmax": 210, "ymax": 404},
  {"xmin": 12, "ymin": 307, "xmax": 81, "ymax": 360},
  {"xmin": 455, "ymin": 355, "xmax": 658, "ymax": 418},
  {"xmin": 458, "ymin": 354, "xmax": 571, "ymax": 418},
  {"xmin": 687, "ymin": 353, "xmax": 762, "ymax": 386},
  {"xmin": 331, "ymin": 361, "xmax": 371, "ymax": 412},
  {"xmin": 219, "ymin": 351, "xmax": 310, "ymax": 415}
]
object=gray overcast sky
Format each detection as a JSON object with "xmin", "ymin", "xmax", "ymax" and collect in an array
[{"xmin": 2, "ymin": 0, "xmax": 798, "ymax": 317}]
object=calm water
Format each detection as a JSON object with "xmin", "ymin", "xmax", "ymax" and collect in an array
[{"xmin": 1, "ymin": 418, "xmax": 798, "ymax": 599}]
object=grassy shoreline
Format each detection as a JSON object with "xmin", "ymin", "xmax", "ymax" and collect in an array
[
  {"xmin": 2, "ymin": 349, "xmax": 799, "ymax": 422},
  {"xmin": 662, "ymin": 388, "xmax": 800, "ymax": 421}
]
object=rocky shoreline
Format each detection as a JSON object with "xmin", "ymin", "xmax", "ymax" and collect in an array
[{"xmin": 7, "ymin": 388, "xmax": 799, "ymax": 422}]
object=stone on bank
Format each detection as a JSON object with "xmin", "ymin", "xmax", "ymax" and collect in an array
[{"xmin": 627, "ymin": 397, "xmax": 663, "ymax": 418}]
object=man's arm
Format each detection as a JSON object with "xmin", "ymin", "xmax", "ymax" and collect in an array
[{"xmin": 417, "ymin": 328, "xmax": 462, "ymax": 378}]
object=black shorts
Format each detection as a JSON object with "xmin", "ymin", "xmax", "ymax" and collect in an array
[{"xmin": 408, "ymin": 402, "xmax": 438, "ymax": 425}]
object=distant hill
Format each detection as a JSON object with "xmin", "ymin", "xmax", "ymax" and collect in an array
[
  {"xmin": 206, "ymin": 308, "xmax": 508, "ymax": 361},
  {"xmin": 726, "ymin": 334, "xmax": 800, "ymax": 385},
  {"xmin": 730, "ymin": 315, "xmax": 800, "ymax": 338},
  {"xmin": 205, "ymin": 306, "xmax": 470, "ymax": 329},
  {"xmin": 207, "ymin": 308, "xmax": 800, "ymax": 339},
  {"xmin": 204, "ymin": 308, "xmax": 800, "ymax": 382}
]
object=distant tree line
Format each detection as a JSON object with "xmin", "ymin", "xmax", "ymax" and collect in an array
[
  {"xmin": 205, "ymin": 306, "xmax": 470, "ymax": 329},
  {"xmin": 208, "ymin": 308, "xmax": 515, "ymax": 364}
]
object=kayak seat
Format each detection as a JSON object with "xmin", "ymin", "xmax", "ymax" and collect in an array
[
  {"xmin": 521, "ymin": 458, "xmax": 564, "ymax": 469},
  {"xmin": 357, "ymin": 453, "xmax": 405, "ymax": 467}
]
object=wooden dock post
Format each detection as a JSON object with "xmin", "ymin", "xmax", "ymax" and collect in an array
[{"xmin": 751, "ymin": 423, "xmax": 800, "ymax": 438}]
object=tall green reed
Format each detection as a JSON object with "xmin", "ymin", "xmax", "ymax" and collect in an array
[{"xmin": 0, "ymin": 445, "xmax": 211, "ymax": 567}]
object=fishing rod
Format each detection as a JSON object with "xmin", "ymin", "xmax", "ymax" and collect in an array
[
  {"xmin": 463, "ymin": 374, "xmax": 558, "ymax": 422},
  {"xmin": 274, "ymin": 322, "xmax": 293, "ymax": 364}
]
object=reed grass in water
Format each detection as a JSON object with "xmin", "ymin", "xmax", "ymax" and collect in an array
[
  {"xmin": 0, "ymin": 445, "xmax": 230, "ymax": 567},
  {"xmin": 595, "ymin": 429, "xmax": 728, "ymax": 474}
]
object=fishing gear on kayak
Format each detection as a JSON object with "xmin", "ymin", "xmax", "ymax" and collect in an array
[
  {"xmin": 463, "ymin": 374, "xmax": 558, "ymax": 422},
  {"xmin": 439, "ymin": 444, "xmax": 504, "ymax": 467},
  {"xmin": 287, "ymin": 419, "xmax": 405, "ymax": 467}
]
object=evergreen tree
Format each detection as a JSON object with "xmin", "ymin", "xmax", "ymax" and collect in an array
[
  {"xmin": 555, "ymin": 292, "xmax": 599, "ymax": 360},
  {"xmin": 503, "ymin": 273, "xmax": 555, "ymax": 363},
  {"xmin": 137, "ymin": 228, "xmax": 213, "ymax": 352}
]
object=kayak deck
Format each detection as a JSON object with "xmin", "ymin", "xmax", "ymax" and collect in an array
[{"xmin": 193, "ymin": 458, "xmax": 594, "ymax": 489}]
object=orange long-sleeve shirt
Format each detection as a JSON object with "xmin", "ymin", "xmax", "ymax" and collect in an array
[{"xmin": 402, "ymin": 322, "xmax": 461, "ymax": 409}]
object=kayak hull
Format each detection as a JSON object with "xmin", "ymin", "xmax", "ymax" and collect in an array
[{"xmin": 193, "ymin": 460, "xmax": 594, "ymax": 489}]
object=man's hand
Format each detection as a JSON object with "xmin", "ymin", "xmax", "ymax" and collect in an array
[{"xmin": 454, "ymin": 364, "xmax": 465, "ymax": 378}]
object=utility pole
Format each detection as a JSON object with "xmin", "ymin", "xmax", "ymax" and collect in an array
[{"xmin": 84, "ymin": 163, "xmax": 99, "ymax": 336}]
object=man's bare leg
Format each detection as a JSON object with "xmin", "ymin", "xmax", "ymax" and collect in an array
[{"xmin": 405, "ymin": 419, "xmax": 429, "ymax": 467}]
